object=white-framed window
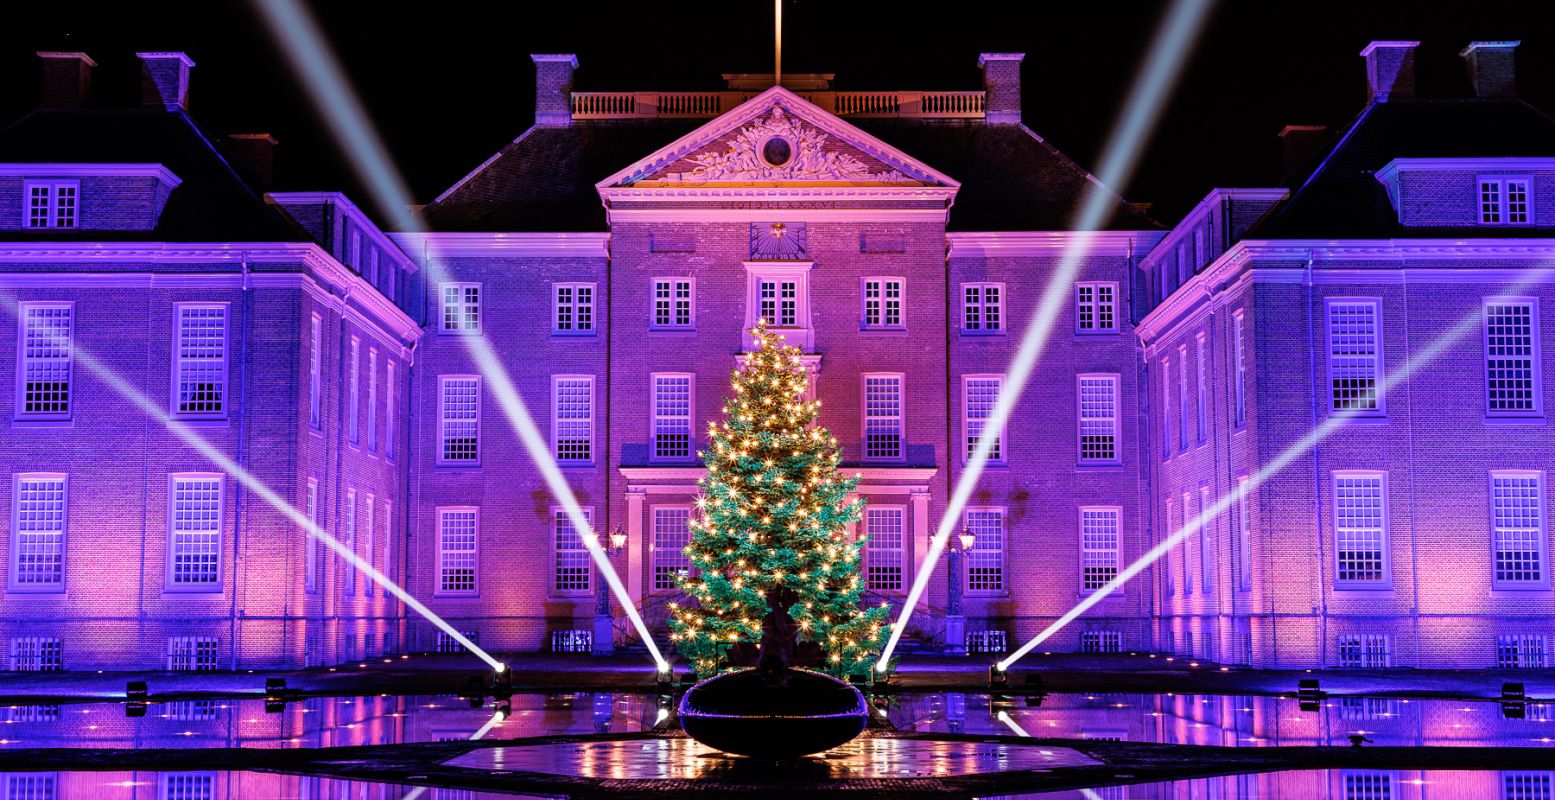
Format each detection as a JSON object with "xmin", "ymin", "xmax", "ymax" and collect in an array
[
  {"xmin": 653, "ymin": 278, "xmax": 694, "ymax": 329},
  {"xmin": 1334, "ymin": 472, "xmax": 1388, "ymax": 587},
  {"xmin": 1075, "ymin": 281, "xmax": 1118, "ymax": 333},
  {"xmin": 9, "ymin": 636, "xmax": 62, "ymax": 671},
  {"xmin": 438, "ymin": 375, "xmax": 480, "ymax": 463},
  {"xmin": 1232, "ymin": 309, "xmax": 1247, "ymax": 426},
  {"xmin": 173, "ymin": 304, "xmax": 227, "ymax": 418},
  {"xmin": 304, "ymin": 478, "xmax": 319, "ymax": 594},
  {"xmin": 1498, "ymin": 634, "xmax": 1549, "ymax": 668},
  {"xmin": 861, "ymin": 277, "xmax": 904, "ymax": 330},
  {"xmin": 1081, "ymin": 631, "xmax": 1122, "ymax": 653},
  {"xmin": 385, "ymin": 361, "xmax": 396, "ymax": 459},
  {"xmin": 1161, "ymin": 357, "xmax": 1172, "ymax": 459},
  {"xmin": 22, "ymin": 180, "xmax": 77, "ymax": 229},
  {"xmin": 308, "ymin": 313, "xmax": 322, "ymax": 429},
  {"xmin": 962, "ymin": 283, "xmax": 1003, "ymax": 333},
  {"xmin": 554, "ymin": 282, "xmax": 596, "ymax": 334},
  {"xmin": 1182, "ymin": 490, "xmax": 1194, "ymax": 592},
  {"xmin": 1163, "ymin": 497, "xmax": 1176, "ymax": 595},
  {"xmin": 1327, "ymin": 299, "xmax": 1383, "ymax": 414},
  {"xmin": 963, "ymin": 374, "xmax": 1004, "ymax": 463},
  {"xmin": 368, "ymin": 247, "xmax": 379, "ymax": 286},
  {"xmin": 760, "ymin": 277, "xmax": 799, "ymax": 326},
  {"xmin": 1491, "ymin": 471, "xmax": 1546, "ymax": 587},
  {"xmin": 12, "ymin": 474, "xmax": 66, "ymax": 591},
  {"xmin": 1480, "ymin": 176, "xmax": 1533, "ymax": 225},
  {"xmin": 1077, "ymin": 374, "xmax": 1120, "ymax": 464},
  {"xmin": 1504, "ymin": 772, "xmax": 1554, "ymax": 800},
  {"xmin": 1236, "ymin": 477, "xmax": 1252, "ymax": 591},
  {"xmin": 553, "ymin": 375, "xmax": 594, "ymax": 464},
  {"xmin": 362, "ymin": 493, "xmax": 375, "ymax": 596},
  {"xmin": 651, "ymin": 506, "xmax": 692, "ymax": 591},
  {"xmin": 1195, "ymin": 333, "xmax": 1209, "ymax": 440},
  {"xmin": 652, "ymin": 373, "xmax": 693, "ymax": 461},
  {"xmin": 166, "ymin": 637, "xmax": 218, "ymax": 671},
  {"xmin": 161, "ymin": 772, "xmax": 218, "ymax": 800},
  {"xmin": 864, "ymin": 506, "xmax": 906, "ymax": 591},
  {"xmin": 348, "ymin": 230, "xmax": 362, "ymax": 270},
  {"xmin": 964, "ymin": 508, "xmax": 1005, "ymax": 593},
  {"xmin": 863, "ymin": 373, "xmax": 905, "ymax": 460},
  {"xmin": 1177, "ymin": 345, "xmax": 1189, "ymax": 450},
  {"xmin": 1080, "ymin": 506, "xmax": 1121, "ymax": 591},
  {"xmin": 553, "ymin": 507, "xmax": 593, "ymax": 595},
  {"xmin": 437, "ymin": 507, "xmax": 478, "ymax": 595},
  {"xmin": 439, "ymin": 283, "xmax": 481, "ymax": 333},
  {"xmin": 1337, "ymin": 634, "xmax": 1391, "ymax": 668},
  {"xmin": 1485, "ymin": 299, "xmax": 1542, "ymax": 416},
  {"xmin": 366, "ymin": 348, "xmax": 378, "ymax": 451},
  {"xmin": 341, "ymin": 489, "xmax": 356, "ymax": 596},
  {"xmin": 168, "ymin": 474, "xmax": 222, "ymax": 590},
  {"xmin": 382, "ymin": 499, "xmax": 393, "ymax": 585},
  {"xmin": 347, "ymin": 337, "xmax": 360, "ymax": 442},
  {"xmin": 17, "ymin": 302, "xmax": 72, "ymax": 419},
  {"xmin": 1199, "ymin": 486, "xmax": 1214, "ymax": 592}
]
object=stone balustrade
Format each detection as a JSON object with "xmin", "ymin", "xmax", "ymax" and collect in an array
[{"xmin": 571, "ymin": 90, "xmax": 986, "ymax": 120}]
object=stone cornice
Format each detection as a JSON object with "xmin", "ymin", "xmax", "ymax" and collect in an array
[
  {"xmin": 0, "ymin": 163, "xmax": 183, "ymax": 190},
  {"xmin": 264, "ymin": 192, "xmax": 420, "ymax": 274},
  {"xmin": 1138, "ymin": 188, "xmax": 1289, "ymax": 267},
  {"xmin": 947, "ymin": 231, "xmax": 1164, "ymax": 259},
  {"xmin": 389, "ymin": 232, "xmax": 611, "ymax": 259},
  {"xmin": 1374, "ymin": 157, "xmax": 1555, "ymax": 185}
]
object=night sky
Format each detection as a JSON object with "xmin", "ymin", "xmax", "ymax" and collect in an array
[{"xmin": 2, "ymin": 1, "xmax": 1548, "ymax": 224}]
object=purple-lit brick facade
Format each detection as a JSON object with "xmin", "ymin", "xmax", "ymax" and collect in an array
[{"xmin": 1, "ymin": 42, "xmax": 1553, "ymax": 671}]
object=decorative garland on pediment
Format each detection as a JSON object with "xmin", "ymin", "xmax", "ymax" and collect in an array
[{"xmin": 657, "ymin": 105, "xmax": 917, "ymax": 184}]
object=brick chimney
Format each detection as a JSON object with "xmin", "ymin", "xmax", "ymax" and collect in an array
[
  {"xmin": 978, "ymin": 53, "xmax": 1024, "ymax": 125},
  {"xmin": 37, "ymin": 52, "xmax": 95, "ymax": 109},
  {"xmin": 532, "ymin": 54, "xmax": 577, "ymax": 127},
  {"xmin": 1460, "ymin": 40, "xmax": 1518, "ymax": 98},
  {"xmin": 226, "ymin": 133, "xmax": 277, "ymax": 187},
  {"xmin": 1360, "ymin": 41, "xmax": 1418, "ymax": 102},
  {"xmin": 1278, "ymin": 125, "xmax": 1329, "ymax": 176},
  {"xmin": 137, "ymin": 51, "xmax": 195, "ymax": 110}
]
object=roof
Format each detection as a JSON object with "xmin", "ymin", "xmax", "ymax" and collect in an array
[
  {"xmin": 0, "ymin": 108, "xmax": 299, "ymax": 242},
  {"xmin": 1254, "ymin": 98, "xmax": 1555, "ymax": 238},
  {"xmin": 421, "ymin": 118, "xmax": 1161, "ymax": 233}
]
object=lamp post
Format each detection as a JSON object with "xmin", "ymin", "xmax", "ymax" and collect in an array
[
  {"xmin": 592, "ymin": 526, "xmax": 628, "ymax": 655},
  {"xmin": 944, "ymin": 528, "xmax": 976, "ymax": 655}
]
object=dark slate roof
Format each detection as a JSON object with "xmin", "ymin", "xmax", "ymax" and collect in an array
[
  {"xmin": 1254, "ymin": 98, "xmax": 1555, "ymax": 238},
  {"xmin": 420, "ymin": 119, "xmax": 1161, "ymax": 233},
  {"xmin": 0, "ymin": 109, "xmax": 299, "ymax": 242}
]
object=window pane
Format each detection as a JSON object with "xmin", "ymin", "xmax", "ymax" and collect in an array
[
  {"xmin": 171, "ymin": 478, "xmax": 222, "ymax": 586},
  {"xmin": 176, "ymin": 306, "xmax": 226, "ymax": 415},
  {"xmin": 1335, "ymin": 475, "xmax": 1386, "ymax": 583},
  {"xmin": 21, "ymin": 305, "xmax": 71, "ymax": 416},
  {"xmin": 1081, "ymin": 508, "xmax": 1120, "ymax": 590},
  {"xmin": 441, "ymin": 378, "xmax": 480, "ymax": 461},
  {"xmin": 1493, "ymin": 474, "xmax": 1544, "ymax": 583},
  {"xmin": 865, "ymin": 507, "xmax": 905, "ymax": 591},
  {"xmin": 439, "ymin": 509, "xmax": 478, "ymax": 593},
  {"xmin": 1078, "ymin": 375, "xmax": 1118, "ymax": 462},
  {"xmin": 1486, "ymin": 301, "xmax": 1539, "ymax": 413},
  {"xmin": 652, "ymin": 508, "xmax": 692, "ymax": 591},
  {"xmin": 554, "ymin": 510, "xmax": 592, "ymax": 592},
  {"xmin": 965, "ymin": 377, "xmax": 1002, "ymax": 461},
  {"xmin": 14, "ymin": 477, "xmax": 66, "ymax": 587},
  {"xmin": 965, "ymin": 510, "xmax": 1005, "ymax": 592},
  {"xmin": 554, "ymin": 377, "xmax": 593, "ymax": 462},
  {"xmin": 1329, "ymin": 301, "xmax": 1380, "ymax": 412},
  {"xmin": 864, "ymin": 375, "xmax": 903, "ymax": 459},
  {"xmin": 653, "ymin": 375, "xmax": 692, "ymax": 459}
]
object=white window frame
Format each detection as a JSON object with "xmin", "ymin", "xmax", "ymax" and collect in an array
[
  {"xmin": 1177, "ymin": 345, "xmax": 1189, "ymax": 450},
  {"xmin": 385, "ymin": 360, "xmax": 396, "ymax": 459},
  {"xmin": 439, "ymin": 282, "xmax": 481, "ymax": 334},
  {"xmin": 1080, "ymin": 506, "xmax": 1121, "ymax": 593},
  {"xmin": 863, "ymin": 372, "xmax": 905, "ymax": 462},
  {"xmin": 553, "ymin": 282, "xmax": 596, "ymax": 335},
  {"xmin": 1232, "ymin": 309, "xmax": 1247, "ymax": 427},
  {"xmin": 362, "ymin": 492, "xmax": 375, "ymax": 596},
  {"xmin": 308, "ymin": 313, "xmax": 322, "ymax": 430},
  {"xmin": 1490, "ymin": 470, "xmax": 1548, "ymax": 589},
  {"xmin": 1334, "ymin": 471, "xmax": 1390, "ymax": 589},
  {"xmin": 962, "ymin": 374, "xmax": 1006, "ymax": 464},
  {"xmin": 15, "ymin": 301, "xmax": 73, "ymax": 421},
  {"xmin": 341, "ymin": 488, "xmax": 356, "ymax": 596},
  {"xmin": 1479, "ymin": 175, "xmax": 1534, "ymax": 225},
  {"xmin": 304, "ymin": 477, "xmax": 319, "ymax": 594},
  {"xmin": 1076, "ymin": 373, "xmax": 1121, "ymax": 465},
  {"xmin": 171, "ymin": 303, "xmax": 229, "ymax": 419},
  {"xmin": 864, "ymin": 505, "xmax": 907, "ymax": 592},
  {"xmin": 964, "ymin": 507, "xmax": 1006, "ymax": 594},
  {"xmin": 1161, "ymin": 357, "xmax": 1172, "ymax": 459},
  {"xmin": 1182, "ymin": 490, "xmax": 1194, "ymax": 593},
  {"xmin": 1199, "ymin": 485, "xmax": 1214, "ymax": 592},
  {"xmin": 438, "ymin": 375, "xmax": 481, "ymax": 465},
  {"xmin": 347, "ymin": 336, "xmax": 360, "ymax": 443},
  {"xmin": 382, "ymin": 498, "xmax": 393, "ymax": 585},
  {"xmin": 366, "ymin": 347, "xmax": 378, "ymax": 451},
  {"xmin": 1326, "ymin": 298, "xmax": 1385, "ymax": 415},
  {"xmin": 961, "ymin": 282, "xmax": 1004, "ymax": 334},
  {"xmin": 1163, "ymin": 497, "xmax": 1176, "ymax": 595},
  {"xmin": 651, "ymin": 505, "xmax": 693, "ymax": 592},
  {"xmin": 652, "ymin": 278, "xmax": 695, "ymax": 330},
  {"xmin": 22, "ymin": 180, "xmax": 78, "ymax": 229},
  {"xmin": 552, "ymin": 506, "xmax": 594, "ymax": 596},
  {"xmin": 1075, "ymin": 281, "xmax": 1119, "ymax": 334},
  {"xmin": 348, "ymin": 230, "xmax": 362, "ymax": 270},
  {"xmin": 1484, "ymin": 298, "xmax": 1543, "ymax": 417},
  {"xmin": 651, "ymin": 372, "xmax": 694, "ymax": 462},
  {"xmin": 167, "ymin": 473, "xmax": 223, "ymax": 592},
  {"xmin": 1195, "ymin": 332, "xmax": 1209, "ymax": 441},
  {"xmin": 744, "ymin": 262, "xmax": 813, "ymax": 348},
  {"xmin": 860, "ymin": 276, "xmax": 905, "ymax": 330},
  {"xmin": 436, "ymin": 506, "xmax": 479, "ymax": 596},
  {"xmin": 1236, "ymin": 476, "xmax": 1252, "ymax": 592},
  {"xmin": 11, "ymin": 473, "xmax": 67, "ymax": 592},
  {"xmin": 552, "ymin": 374, "xmax": 595, "ymax": 466}
]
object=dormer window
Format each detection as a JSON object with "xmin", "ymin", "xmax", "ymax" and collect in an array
[
  {"xmin": 1480, "ymin": 176, "xmax": 1532, "ymax": 225},
  {"xmin": 24, "ymin": 181, "xmax": 78, "ymax": 229}
]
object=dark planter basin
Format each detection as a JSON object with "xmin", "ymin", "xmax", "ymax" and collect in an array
[{"xmin": 678, "ymin": 668, "xmax": 868, "ymax": 759}]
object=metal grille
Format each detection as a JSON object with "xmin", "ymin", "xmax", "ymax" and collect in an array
[
  {"xmin": 1080, "ymin": 508, "xmax": 1120, "ymax": 590},
  {"xmin": 964, "ymin": 377, "xmax": 1001, "ymax": 461},
  {"xmin": 652, "ymin": 508, "xmax": 692, "ymax": 590},
  {"xmin": 438, "ymin": 509, "xmax": 478, "ymax": 594},
  {"xmin": 551, "ymin": 630, "xmax": 593, "ymax": 653},
  {"xmin": 653, "ymin": 375, "xmax": 692, "ymax": 459},
  {"xmin": 175, "ymin": 306, "xmax": 227, "ymax": 415},
  {"xmin": 1335, "ymin": 475, "xmax": 1386, "ymax": 583},
  {"xmin": 1342, "ymin": 772, "xmax": 1393, "ymax": 800},
  {"xmin": 441, "ymin": 284, "xmax": 480, "ymax": 332},
  {"xmin": 864, "ymin": 374, "xmax": 903, "ymax": 459},
  {"xmin": 440, "ymin": 377, "xmax": 480, "ymax": 461},
  {"xmin": 170, "ymin": 477, "xmax": 221, "ymax": 586},
  {"xmin": 1498, "ymin": 635, "xmax": 1548, "ymax": 668},
  {"xmin": 435, "ymin": 630, "xmax": 479, "ymax": 654},
  {"xmin": 865, "ymin": 507, "xmax": 905, "ymax": 591},
  {"xmin": 1077, "ymin": 375, "xmax": 1118, "ymax": 462},
  {"xmin": 15, "ymin": 477, "xmax": 66, "ymax": 587},
  {"xmin": 20, "ymin": 304, "xmax": 71, "ymax": 416},
  {"xmin": 1081, "ymin": 631, "xmax": 1122, "ymax": 653},
  {"xmin": 161, "ymin": 773, "xmax": 215, "ymax": 800},
  {"xmin": 167, "ymin": 637, "xmax": 219, "ymax": 671},
  {"xmin": 963, "ymin": 284, "xmax": 1001, "ymax": 332},
  {"xmin": 1329, "ymin": 301, "xmax": 1380, "ymax": 412},
  {"xmin": 9, "ymin": 637, "xmax": 62, "ymax": 671},
  {"xmin": 965, "ymin": 509, "xmax": 1005, "ymax": 592},
  {"xmin": 1493, "ymin": 474, "xmax": 1544, "ymax": 583},
  {"xmin": 1505, "ymin": 773, "xmax": 1553, "ymax": 800},
  {"xmin": 554, "ymin": 377, "xmax": 593, "ymax": 463},
  {"xmin": 5, "ymin": 774, "xmax": 57, "ymax": 800},
  {"xmin": 554, "ymin": 510, "xmax": 592, "ymax": 593},
  {"xmin": 1486, "ymin": 301, "xmax": 1538, "ymax": 413},
  {"xmin": 1337, "ymin": 634, "xmax": 1391, "ymax": 668},
  {"xmin": 863, "ymin": 279, "xmax": 903, "ymax": 328}
]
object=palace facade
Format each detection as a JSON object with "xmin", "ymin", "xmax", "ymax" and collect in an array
[{"xmin": 1, "ymin": 41, "xmax": 1552, "ymax": 672}]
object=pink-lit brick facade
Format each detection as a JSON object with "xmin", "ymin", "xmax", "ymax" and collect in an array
[{"xmin": 2, "ymin": 42, "xmax": 1553, "ymax": 671}]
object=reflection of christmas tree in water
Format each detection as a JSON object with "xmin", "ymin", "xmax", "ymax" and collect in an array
[{"xmin": 670, "ymin": 320, "xmax": 890, "ymax": 678}]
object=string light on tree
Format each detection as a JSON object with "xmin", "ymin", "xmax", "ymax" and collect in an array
[{"xmin": 669, "ymin": 319, "xmax": 889, "ymax": 677}]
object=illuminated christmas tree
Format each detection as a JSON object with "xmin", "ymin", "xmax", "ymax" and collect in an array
[{"xmin": 669, "ymin": 320, "xmax": 890, "ymax": 677}]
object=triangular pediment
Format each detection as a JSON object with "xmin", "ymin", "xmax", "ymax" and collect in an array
[{"xmin": 596, "ymin": 87, "xmax": 959, "ymax": 190}]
